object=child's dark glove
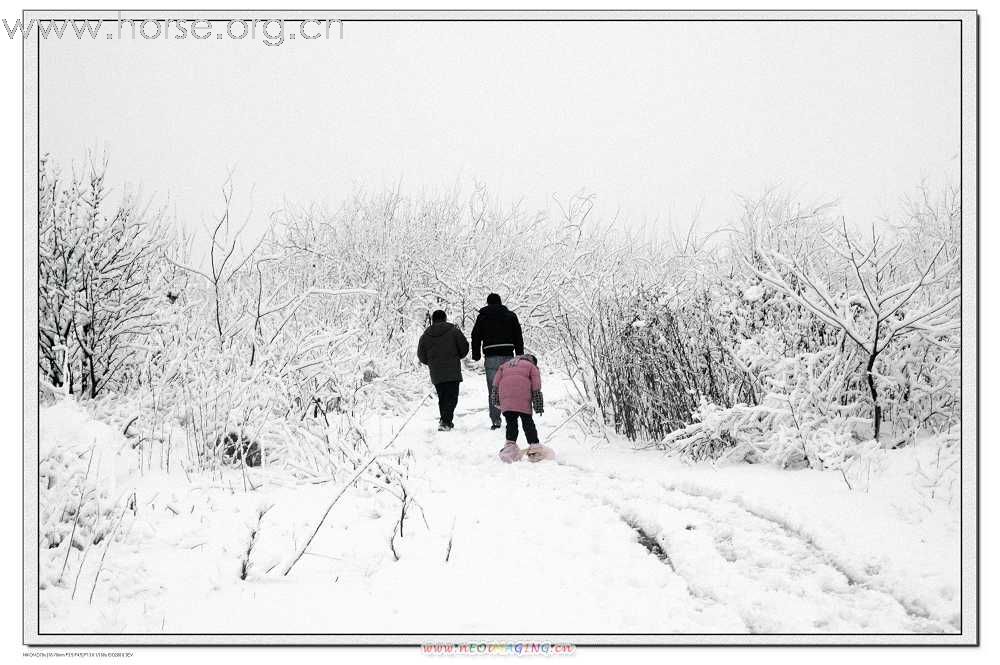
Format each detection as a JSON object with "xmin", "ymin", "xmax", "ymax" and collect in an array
[{"xmin": 531, "ymin": 390, "xmax": 544, "ymax": 415}]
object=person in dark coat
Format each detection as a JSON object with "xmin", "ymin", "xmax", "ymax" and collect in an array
[
  {"xmin": 470, "ymin": 293, "xmax": 524, "ymax": 429},
  {"xmin": 417, "ymin": 310, "xmax": 470, "ymax": 431}
]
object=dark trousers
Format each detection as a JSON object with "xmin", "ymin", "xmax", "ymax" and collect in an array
[
  {"xmin": 484, "ymin": 355, "xmax": 513, "ymax": 425},
  {"xmin": 503, "ymin": 411, "xmax": 539, "ymax": 444},
  {"xmin": 435, "ymin": 381, "xmax": 460, "ymax": 426}
]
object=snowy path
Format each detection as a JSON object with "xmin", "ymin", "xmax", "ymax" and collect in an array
[
  {"xmin": 40, "ymin": 377, "xmax": 959, "ymax": 636},
  {"xmin": 394, "ymin": 394, "xmax": 949, "ymax": 634}
]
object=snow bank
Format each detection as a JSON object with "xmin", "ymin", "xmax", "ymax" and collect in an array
[{"xmin": 40, "ymin": 398, "xmax": 138, "ymax": 490}]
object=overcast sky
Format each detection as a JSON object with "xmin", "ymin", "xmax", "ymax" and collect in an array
[{"xmin": 40, "ymin": 19, "xmax": 960, "ymax": 237}]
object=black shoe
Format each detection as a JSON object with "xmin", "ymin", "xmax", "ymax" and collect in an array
[
  {"xmin": 490, "ymin": 422, "xmax": 501, "ymax": 430},
  {"xmin": 439, "ymin": 422, "xmax": 454, "ymax": 431}
]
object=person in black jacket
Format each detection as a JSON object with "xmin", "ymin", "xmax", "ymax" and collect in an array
[
  {"xmin": 417, "ymin": 310, "xmax": 470, "ymax": 431},
  {"xmin": 470, "ymin": 293, "xmax": 524, "ymax": 429}
]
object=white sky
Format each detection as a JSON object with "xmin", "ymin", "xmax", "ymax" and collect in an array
[{"xmin": 40, "ymin": 19, "xmax": 960, "ymax": 236}]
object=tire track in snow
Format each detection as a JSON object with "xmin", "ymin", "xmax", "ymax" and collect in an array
[
  {"xmin": 553, "ymin": 458, "xmax": 950, "ymax": 633},
  {"xmin": 651, "ymin": 486, "xmax": 947, "ymax": 632},
  {"xmin": 657, "ymin": 480, "xmax": 954, "ymax": 630},
  {"xmin": 620, "ymin": 516, "xmax": 674, "ymax": 569},
  {"xmin": 554, "ymin": 461, "xmax": 772, "ymax": 632}
]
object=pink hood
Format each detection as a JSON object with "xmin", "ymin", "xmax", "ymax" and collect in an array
[{"xmin": 492, "ymin": 356, "xmax": 541, "ymax": 414}]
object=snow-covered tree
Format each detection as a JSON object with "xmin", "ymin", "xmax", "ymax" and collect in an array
[
  {"xmin": 39, "ymin": 154, "xmax": 166, "ymax": 397},
  {"xmin": 745, "ymin": 217, "xmax": 959, "ymax": 440}
]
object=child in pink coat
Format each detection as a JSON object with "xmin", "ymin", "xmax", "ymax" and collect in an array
[{"xmin": 492, "ymin": 354, "xmax": 553, "ymax": 462}]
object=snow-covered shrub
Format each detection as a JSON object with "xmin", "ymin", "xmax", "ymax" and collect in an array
[
  {"xmin": 660, "ymin": 396, "xmax": 873, "ymax": 471},
  {"xmin": 39, "ymin": 446, "xmax": 120, "ymax": 552},
  {"xmin": 38, "ymin": 153, "xmax": 169, "ymax": 398},
  {"xmin": 569, "ymin": 287, "xmax": 757, "ymax": 441},
  {"xmin": 277, "ymin": 187, "xmax": 603, "ymax": 356},
  {"xmin": 739, "ymin": 192, "xmax": 959, "ymax": 442},
  {"xmin": 556, "ymin": 188, "xmax": 959, "ymax": 475}
]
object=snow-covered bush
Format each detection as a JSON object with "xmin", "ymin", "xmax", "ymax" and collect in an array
[
  {"xmin": 739, "ymin": 192, "xmax": 959, "ymax": 443},
  {"xmin": 659, "ymin": 395, "xmax": 872, "ymax": 471},
  {"xmin": 552, "ymin": 189, "xmax": 959, "ymax": 474},
  {"xmin": 39, "ymin": 446, "xmax": 120, "ymax": 552},
  {"xmin": 38, "ymin": 153, "xmax": 169, "ymax": 398}
]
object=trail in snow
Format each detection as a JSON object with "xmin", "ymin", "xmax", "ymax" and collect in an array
[
  {"xmin": 407, "ymin": 395, "xmax": 948, "ymax": 634},
  {"xmin": 39, "ymin": 376, "xmax": 959, "ymax": 635},
  {"xmin": 553, "ymin": 459, "xmax": 948, "ymax": 633}
]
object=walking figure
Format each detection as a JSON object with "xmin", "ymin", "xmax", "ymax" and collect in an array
[
  {"xmin": 470, "ymin": 293, "xmax": 524, "ymax": 429},
  {"xmin": 417, "ymin": 309, "xmax": 469, "ymax": 431},
  {"xmin": 492, "ymin": 354, "xmax": 554, "ymax": 463}
]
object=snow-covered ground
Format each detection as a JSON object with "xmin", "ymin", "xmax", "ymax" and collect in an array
[{"xmin": 37, "ymin": 374, "xmax": 960, "ymax": 635}]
